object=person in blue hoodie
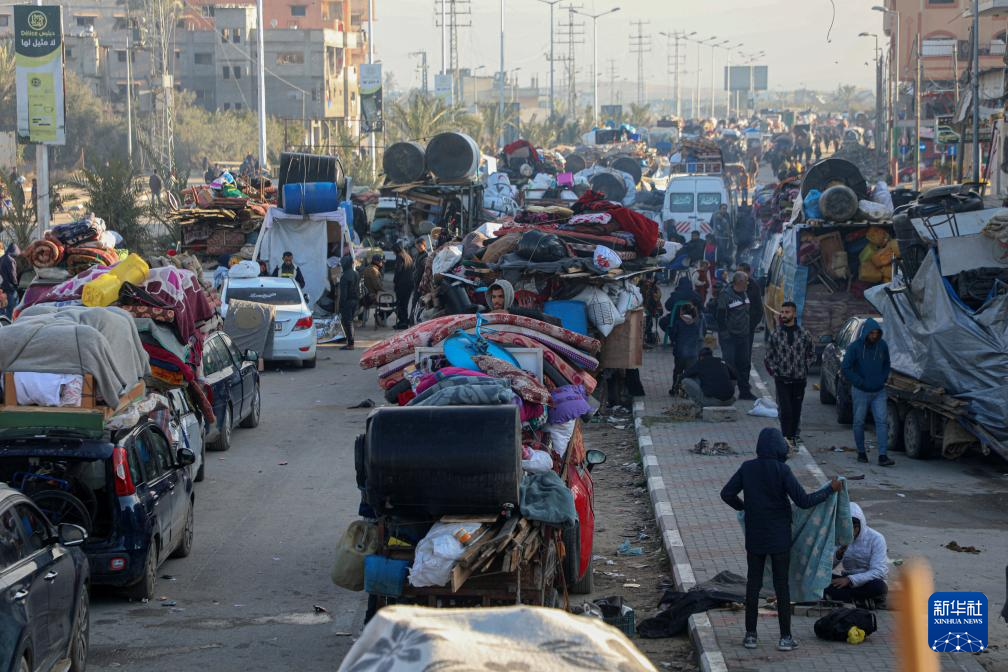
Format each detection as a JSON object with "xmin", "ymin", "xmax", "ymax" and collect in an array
[
  {"xmin": 721, "ymin": 428, "xmax": 842, "ymax": 652},
  {"xmin": 667, "ymin": 302, "xmax": 704, "ymax": 392},
  {"xmin": 841, "ymin": 318, "xmax": 895, "ymax": 467}
]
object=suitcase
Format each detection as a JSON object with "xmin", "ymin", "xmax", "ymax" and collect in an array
[{"xmin": 360, "ymin": 406, "xmax": 521, "ymax": 516}]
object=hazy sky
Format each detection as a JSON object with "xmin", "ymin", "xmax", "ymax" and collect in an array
[{"xmin": 374, "ymin": 0, "xmax": 884, "ymax": 95}]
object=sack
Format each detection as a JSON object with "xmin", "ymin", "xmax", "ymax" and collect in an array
[
  {"xmin": 331, "ymin": 520, "xmax": 381, "ymax": 591},
  {"xmin": 574, "ymin": 286, "xmax": 622, "ymax": 337},
  {"xmin": 593, "ymin": 245, "xmax": 622, "ymax": 271},
  {"xmin": 516, "ymin": 230, "xmax": 567, "ymax": 262},
  {"xmin": 814, "ymin": 607, "xmax": 878, "ymax": 642},
  {"xmin": 803, "ymin": 189, "xmax": 822, "ymax": 220}
]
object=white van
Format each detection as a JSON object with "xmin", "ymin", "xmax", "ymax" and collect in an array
[{"xmin": 661, "ymin": 175, "xmax": 731, "ymax": 238}]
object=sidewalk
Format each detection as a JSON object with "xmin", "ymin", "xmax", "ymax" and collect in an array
[{"xmin": 634, "ymin": 345, "xmax": 985, "ymax": 672}]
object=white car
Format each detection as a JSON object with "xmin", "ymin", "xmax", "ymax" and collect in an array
[{"xmin": 221, "ymin": 276, "xmax": 318, "ymax": 368}]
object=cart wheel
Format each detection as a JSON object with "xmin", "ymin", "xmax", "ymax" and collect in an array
[
  {"xmin": 886, "ymin": 401, "xmax": 904, "ymax": 452},
  {"xmin": 903, "ymin": 409, "xmax": 932, "ymax": 460}
]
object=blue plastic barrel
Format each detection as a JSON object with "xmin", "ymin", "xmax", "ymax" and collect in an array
[
  {"xmin": 282, "ymin": 181, "xmax": 340, "ymax": 215},
  {"xmin": 544, "ymin": 300, "xmax": 589, "ymax": 335},
  {"xmin": 363, "ymin": 555, "xmax": 410, "ymax": 597}
]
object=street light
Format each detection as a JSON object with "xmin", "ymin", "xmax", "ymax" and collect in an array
[
  {"xmin": 860, "ymin": 31, "xmax": 884, "ymax": 175},
  {"xmin": 873, "ymin": 4, "xmax": 900, "ymax": 182},
  {"xmin": 709, "ymin": 39, "xmax": 729, "ymax": 119},
  {"xmin": 572, "ymin": 6, "xmax": 621, "ymax": 123}
]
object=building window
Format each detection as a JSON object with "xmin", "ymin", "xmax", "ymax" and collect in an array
[
  {"xmin": 117, "ymin": 84, "xmax": 127, "ymax": 98},
  {"xmin": 276, "ymin": 52, "xmax": 305, "ymax": 65},
  {"xmin": 0, "ymin": 15, "xmax": 9, "ymax": 27},
  {"xmin": 195, "ymin": 89, "xmax": 205, "ymax": 100},
  {"xmin": 176, "ymin": 19, "xmax": 186, "ymax": 29},
  {"xmin": 233, "ymin": 66, "xmax": 242, "ymax": 79},
  {"xmin": 75, "ymin": 16, "xmax": 95, "ymax": 28},
  {"xmin": 290, "ymin": 5, "xmax": 307, "ymax": 16},
  {"xmin": 220, "ymin": 29, "xmax": 228, "ymax": 43},
  {"xmin": 927, "ymin": 0, "xmax": 956, "ymax": 4},
  {"xmin": 113, "ymin": 17, "xmax": 128, "ymax": 30},
  {"xmin": 233, "ymin": 28, "xmax": 242, "ymax": 43},
  {"xmin": 222, "ymin": 66, "xmax": 230, "ymax": 79},
  {"xmin": 223, "ymin": 103, "xmax": 231, "ymax": 110},
  {"xmin": 116, "ymin": 50, "xmax": 127, "ymax": 63},
  {"xmin": 234, "ymin": 102, "xmax": 242, "ymax": 110},
  {"xmin": 65, "ymin": 47, "xmax": 73, "ymax": 58},
  {"xmin": 194, "ymin": 52, "xmax": 213, "ymax": 65},
  {"xmin": 201, "ymin": 6, "xmax": 215, "ymax": 17}
]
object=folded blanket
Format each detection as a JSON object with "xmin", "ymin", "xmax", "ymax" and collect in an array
[
  {"xmin": 26, "ymin": 238, "xmax": 63, "ymax": 268},
  {"xmin": 50, "ymin": 217, "xmax": 106, "ymax": 247}
]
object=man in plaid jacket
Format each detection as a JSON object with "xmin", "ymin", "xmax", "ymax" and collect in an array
[{"xmin": 764, "ymin": 301, "xmax": 816, "ymax": 447}]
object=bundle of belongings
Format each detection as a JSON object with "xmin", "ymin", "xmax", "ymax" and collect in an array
[
  {"xmin": 172, "ymin": 170, "xmax": 273, "ymax": 257},
  {"xmin": 9, "ymin": 251, "xmax": 220, "ymax": 424},
  {"xmin": 24, "ymin": 214, "xmax": 120, "ymax": 276}
]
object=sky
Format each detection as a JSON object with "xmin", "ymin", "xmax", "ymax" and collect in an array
[{"xmin": 374, "ymin": 0, "xmax": 883, "ymax": 97}]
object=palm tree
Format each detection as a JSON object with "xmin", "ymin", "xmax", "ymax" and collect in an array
[
  {"xmin": 831, "ymin": 85, "xmax": 859, "ymax": 115},
  {"xmin": 387, "ymin": 93, "xmax": 468, "ymax": 143},
  {"xmin": 70, "ymin": 159, "xmax": 148, "ymax": 251},
  {"xmin": 475, "ymin": 103, "xmax": 519, "ymax": 152},
  {"xmin": 627, "ymin": 103, "xmax": 653, "ymax": 129}
]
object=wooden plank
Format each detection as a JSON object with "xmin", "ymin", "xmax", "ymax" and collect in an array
[
  {"xmin": 440, "ymin": 514, "xmax": 499, "ymax": 524},
  {"xmin": 3, "ymin": 373, "xmax": 14, "ymax": 406}
]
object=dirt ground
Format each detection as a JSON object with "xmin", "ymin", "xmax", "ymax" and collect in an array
[{"xmin": 582, "ymin": 408, "xmax": 699, "ymax": 671}]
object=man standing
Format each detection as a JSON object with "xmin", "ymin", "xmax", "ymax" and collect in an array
[
  {"xmin": 149, "ymin": 172, "xmax": 163, "ymax": 207},
  {"xmin": 0, "ymin": 244, "xmax": 20, "ymax": 320},
  {"xmin": 272, "ymin": 251, "xmax": 306, "ymax": 289},
  {"xmin": 710, "ymin": 203, "xmax": 734, "ymax": 268},
  {"xmin": 721, "ymin": 428, "xmax": 842, "ymax": 652},
  {"xmin": 337, "ymin": 256, "xmax": 360, "ymax": 351},
  {"xmin": 764, "ymin": 302, "xmax": 816, "ymax": 447},
  {"xmin": 842, "ymin": 318, "xmax": 894, "ymax": 466},
  {"xmin": 738, "ymin": 261, "xmax": 764, "ymax": 368},
  {"xmin": 410, "ymin": 237, "xmax": 429, "ymax": 320},
  {"xmin": 392, "ymin": 242, "xmax": 414, "ymax": 329},
  {"xmin": 716, "ymin": 271, "xmax": 755, "ymax": 400}
]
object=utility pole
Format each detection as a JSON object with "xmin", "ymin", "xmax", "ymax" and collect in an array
[
  {"xmin": 607, "ymin": 58, "xmax": 618, "ymax": 106},
  {"xmin": 498, "ymin": 0, "xmax": 504, "ymax": 148},
  {"xmin": 695, "ymin": 38, "xmax": 705, "ymax": 119},
  {"xmin": 410, "ymin": 51, "xmax": 429, "ymax": 94},
  {"xmin": 558, "ymin": 5, "xmax": 584, "ymax": 116},
  {"xmin": 629, "ymin": 21, "xmax": 651, "ymax": 106},
  {"xmin": 915, "ymin": 32, "xmax": 922, "ymax": 190},
  {"xmin": 435, "ymin": 0, "xmax": 472, "ymax": 105},
  {"xmin": 574, "ymin": 6, "xmax": 621, "ymax": 123},
  {"xmin": 255, "ymin": 0, "xmax": 267, "ymax": 171},
  {"xmin": 368, "ymin": 0, "xmax": 375, "ymax": 181},
  {"xmin": 34, "ymin": 0, "xmax": 48, "ymax": 235},
  {"xmin": 666, "ymin": 32, "xmax": 685, "ymax": 117},
  {"xmin": 537, "ymin": 0, "xmax": 561, "ymax": 117},
  {"xmin": 970, "ymin": 0, "xmax": 980, "ymax": 182},
  {"xmin": 125, "ymin": 0, "xmax": 133, "ymax": 164}
]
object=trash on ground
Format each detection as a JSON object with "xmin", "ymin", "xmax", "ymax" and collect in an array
[
  {"xmin": 691, "ymin": 439, "xmax": 737, "ymax": 456},
  {"xmin": 348, "ymin": 399, "xmax": 376, "ymax": 409},
  {"xmin": 747, "ymin": 396, "xmax": 779, "ymax": 418},
  {"xmin": 617, "ymin": 540, "xmax": 644, "ymax": 556},
  {"xmin": 945, "ymin": 541, "xmax": 980, "ymax": 554}
]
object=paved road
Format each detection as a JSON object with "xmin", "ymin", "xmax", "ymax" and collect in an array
[{"xmin": 89, "ymin": 340, "xmax": 377, "ymax": 671}]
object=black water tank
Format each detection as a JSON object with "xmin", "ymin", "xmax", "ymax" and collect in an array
[
  {"xmin": 565, "ymin": 154, "xmax": 587, "ymax": 174},
  {"xmin": 589, "ymin": 172, "xmax": 628, "ymax": 203},
  {"xmin": 361, "ymin": 405, "xmax": 521, "ymax": 516},
  {"xmin": 276, "ymin": 152, "xmax": 344, "ymax": 209},
  {"xmin": 611, "ymin": 156, "xmax": 642, "ymax": 185},
  {"xmin": 383, "ymin": 141, "xmax": 427, "ymax": 184},
  {"xmin": 425, "ymin": 132, "xmax": 480, "ymax": 181}
]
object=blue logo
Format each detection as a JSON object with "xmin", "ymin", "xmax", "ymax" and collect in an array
[{"xmin": 928, "ymin": 592, "xmax": 987, "ymax": 653}]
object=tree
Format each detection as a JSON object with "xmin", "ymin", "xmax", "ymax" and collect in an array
[
  {"xmin": 831, "ymin": 85, "xmax": 860, "ymax": 115},
  {"xmin": 0, "ymin": 44, "xmax": 15, "ymax": 131},
  {"xmin": 386, "ymin": 93, "xmax": 469, "ymax": 143},
  {"xmin": 627, "ymin": 103, "xmax": 653, "ymax": 129},
  {"xmin": 0, "ymin": 172, "xmax": 35, "ymax": 249},
  {"xmin": 475, "ymin": 103, "xmax": 518, "ymax": 152},
  {"xmin": 70, "ymin": 159, "xmax": 148, "ymax": 251}
]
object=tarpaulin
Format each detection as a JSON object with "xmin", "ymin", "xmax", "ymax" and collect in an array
[{"xmin": 866, "ymin": 251, "xmax": 1008, "ymax": 446}]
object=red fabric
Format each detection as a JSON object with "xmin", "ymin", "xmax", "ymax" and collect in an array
[{"xmin": 572, "ymin": 190, "xmax": 659, "ymax": 257}]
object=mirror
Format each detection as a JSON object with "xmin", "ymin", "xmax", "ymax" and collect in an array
[
  {"xmin": 585, "ymin": 449, "xmax": 607, "ymax": 472},
  {"xmin": 177, "ymin": 447, "xmax": 197, "ymax": 467},
  {"xmin": 244, "ymin": 349, "xmax": 259, "ymax": 362},
  {"xmin": 819, "ymin": 334, "xmax": 834, "ymax": 344},
  {"xmin": 58, "ymin": 523, "xmax": 87, "ymax": 547}
]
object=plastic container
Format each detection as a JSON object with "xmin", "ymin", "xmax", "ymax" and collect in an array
[
  {"xmin": 277, "ymin": 152, "xmax": 343, "ymax": 208},
  {"xmin": 363, "ymin": 555, "xmax": 410, "ymax": 597},
  {"xmin": 283, "ymin": 181, "xmax": 340, "ymax": 215},
  {"xmin": 81, "ymin": 253, "xmax": 149, "ymax": 307},
  {"xmin": 544, "ymin": 300, "xmax": 589, "ymax": 336}
]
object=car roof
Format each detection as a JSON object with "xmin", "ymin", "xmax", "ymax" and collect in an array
[{"xmin": 226, "ymin": 276, "xmax": 299, "ymax": 289}]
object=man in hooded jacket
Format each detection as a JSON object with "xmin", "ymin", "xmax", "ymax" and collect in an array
[
  {"xmin": 0, "ymin": 244, "xmax": 20, "ymax": 319},
  {"xmin": 337, "ymin": 256, "xmax": 360, "ymax": 350},
  {"xmin": 842, "ymin": 318, "xmax": 895, "ymax": 467},
  {"xmin": 721, "ymin": 428, "xmax": 841, "ymax": 652},
  {"xmin": 486, "ymin": 279, "xmax": 562, "ymax": 325},
  {"xmin": 392, "ymin": 242, "xmax": 414, "ymax": 329},
  {"xmin": 823, "ymin": 502, "xmax": 889, "ymax": 606}
]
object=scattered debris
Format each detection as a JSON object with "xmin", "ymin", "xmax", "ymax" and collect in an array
[
  {"xmin": 348, "ymin": 399, "xmax": 376, "ymax": 409},
  {"xmin": 617, "ymin": 540, "xmax": 644, "ymax": 556},
  {"xmin": 945, "ymin": 541, "xmax": 981, "ymax": 554},
  {"xmin": 277, "ymin": 461, "xmax": 288, "ymax": 466},
  {"xmin": 622, "ymin": 582, "xmax": 641, "ymax": 588},
  {"xmin": 663, "ymin": 398, "xmax": 699, "ymax": 421},
  {"xmin": 313, "ymin": 605, "xmax": 328, "ymax": 614},
  {"xmin": 691, "ymin": 439, "xmax": 737, "ymax": 456},
  {"xmin": 160, "ymin": 574, "xmax": 176, "ymax": 581},
  {"xmin": 161, "ymin": 600, "xmax": 177, "ymax": 607}
]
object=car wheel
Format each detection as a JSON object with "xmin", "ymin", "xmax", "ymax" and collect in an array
[
  {"xmin": 562, "ymin": 522, "xmax": 593, "ymax": 595},
  {"xmin": 302, "ymin": 355, "xmax": 317, "ymax": 369},
  {"xmin": 209, "ymin": 406, "xmax": 232, "ymax": 452},
  {"xmin": 128, "ymin": 541, "xmax": 158, "ymax": 601},
  {"xmin": 240, "ymin": 384, "xmax": 261, "ymax": 428},
  {"xmin": 69, "ymin": 583, "xmax": 89, "ymax": 672},
  {"xmin": 903, "ymin": 408, "xmax": 931, "ymax": 459},
  {"xmin": 835, "ymin": 380, "xmax": 853, "ymax": 424},
  {"xmin": 819, "ymin": 372, "xmax": 836, "ymax": 405},
  {"xmin": 195, "ymin": 440, "xmax": 206, "ymax": 482},
  {"xmin": 171, "ymin": 504, "xmax": 194, "ymax": 558},
  {"xmin": 887, "ymin": 401, "xmax": 904, "ymax": 452}
]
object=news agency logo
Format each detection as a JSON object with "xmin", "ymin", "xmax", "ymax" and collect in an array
[{"xmin": 928, "ymin": 592, "xmax": 987, "ymax": 653}]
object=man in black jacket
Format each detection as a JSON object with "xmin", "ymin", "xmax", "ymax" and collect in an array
[
  {"xmin": 764, "ymin": 301, "xmax": 816, "ymax": 446},
  {"xmin": 681, "ymin": 348, "xmax": 736, "ymax": 405},
  {"xmin": 721, "ymin": 428, "xmax": 842, "ymax": 652},
  {"xmin": 716, "ymin": 272, "xmax": 755, "ymax": 400},
  {"xmin": 410, "ymin": 236, "xmax": 429, "ymax": 320},
  {"xmin": 391, "ymin": 242, "xmax": 414, "ymax": 329},
  {"xmin": 337, "ymin": 256, "xmax": 360, "ymax": 350}
]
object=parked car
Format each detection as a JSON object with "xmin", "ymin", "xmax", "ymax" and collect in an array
[
  {"xmin": 0, "ymin": 421, "xmax": 197, "ymax": 600},
  {"xmin": 202, "ymin": 331, "xmax": 261, "ymax": 452},
  {"xmin": 220, "ymin": 276, "xmax": 318, "ymax": 368},
  {"xmin": 819, "ymin": 315, "xmax": 885, "ymax": 425},
  {"xmin": 0, "ymin": 485, "xmax": 89, "ymax": 672},
  {"xmin": 166, "ymin": 388, "xmax": 207, "ymax": 482}
]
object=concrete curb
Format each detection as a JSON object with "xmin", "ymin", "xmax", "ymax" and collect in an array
[{"xmin": 633, "ymin": 400, "xmax": 729, "ymax": 672}]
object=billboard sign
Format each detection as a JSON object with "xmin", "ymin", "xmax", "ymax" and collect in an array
[
  {"xmin": 14, "ymin": 5, "xmax": 66, "ymax": 144},
  {"xmin": 359, "ymin": 63, "xmax": 383, "ymax": 133},
  {"xmin": 724, "ymin": 65, "xmax": 768, "ymax": 92}
]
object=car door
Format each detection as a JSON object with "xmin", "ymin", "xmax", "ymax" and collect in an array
[
  {"xmin": 218, "ymin": 334, "xmax": 249, "ymax": 421},
  {"xmin": 172, "ymin": 390, "xmax": 204, "ymax": 480},
  {"xmin": 146, "ymin": 428, "xmax": 183, "ymax": 552},
  {"xmin": 132, "ymin": 430, "xmax": 172, "ymax": 561},
  {"xmin": 224, "ymin": 334, "xmax": 256, "ymax": 416},
  {"xmin": 205, "ymin": 336, "xmax": 242, "ymax": 428},
  {"xmin": 0, "ymin": 503, "xmax": 46, "ymax": 672},
  {"xmin": 15, "ymin": 502, "xmax": 76, "ymax": 664}
]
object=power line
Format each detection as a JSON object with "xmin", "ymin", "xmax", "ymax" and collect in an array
[
  {"xmin": 665, "ymin": 31, "xmax": 688, "ymax": 117},
  {"xmin": 629, "ymin": 20, "xmax": 651, "ymax": 106}
]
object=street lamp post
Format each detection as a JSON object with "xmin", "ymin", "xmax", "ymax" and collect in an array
[
  {"xmin": 573, "ymin": 6, "xmax": 620, "ymax": 123},
  {"xmin": 472, "ymin": 65, "xmax": 485, "ymax": 108},
  {"xmin": 872, "ymin": 5, "xmax": 900, "ymax": 181},
  {"xmin": 709, "ymin": 38, "xmax": 728, "ymax": 119},
  {"xmin": 536, "ymin": 0, "xmax": 561, "ymax": 117},
  {"xmin": 860, "ymin": 31, "xmax": 883, "ymax": 177}
]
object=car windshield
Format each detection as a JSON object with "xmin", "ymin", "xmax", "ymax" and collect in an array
[
  {"xmin": 697, "ymin": 192, "xmax": 723, "ymax": 212},
  {"xmin": 227, "ymin": 286, "xmax": 302, "ymax": 305},
  {"xmin": 666, "ymin": 193, "xmax": 694, "ymax": 213}
]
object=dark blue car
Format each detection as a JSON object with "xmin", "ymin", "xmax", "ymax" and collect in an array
[
  {"xmin": 0, "ymin": 420, "xmax": 196, "ymax": 601},
  {"xmin": 0, "ymin": 484, "xmax": 89, "ymax": 672},
  {"xmin": 202, "ymin": 331, "xmax": 261, "ymax": 451}
]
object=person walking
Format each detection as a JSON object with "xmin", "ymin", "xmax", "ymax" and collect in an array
[
  {"xmin": 764, "ymin": 301, "xmax": 816, "ymax": 447},
  {"xmin": 0, "ymin": 244, "xmax": 20, "ymax": 320},
  {"xmin": 721, "ymin": 428, "xmax": 842, "ymax": 652},
  {"xmin": 842, "ymin": 318, "xmax": 895, "ymax": 466},
  {"xmin": 149, "ymin": 172, "xmax": 163, "ymax": 207},
  {"xmin": 337, "ymin": 255, "xmax": 360, "ymax": 350},
  {"xmin": 392, "ymin": 242, "xmax": 414, "ymax": 330},
  {"xmin": 710, "ymin": 203, "xmax": 735, "ymax": 268},
  {"xmin": 410, "ymin": 237, "xmax": 429, "ymax": 321},
  {"xmin": 716, "ymin": 271, "xmax": 756, "ymax": 400}
]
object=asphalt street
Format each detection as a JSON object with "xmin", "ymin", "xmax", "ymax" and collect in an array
[{"xmin": 89, "ymin": 339, "xmax": 378, "ymax": 671}]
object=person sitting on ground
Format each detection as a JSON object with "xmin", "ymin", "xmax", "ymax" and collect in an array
[
  {"xmin": 680, "ymin": 347, "xmax": 736, "ymax": 405},
  {"xmin": 721, "ymin": 428, "xmax": 843, "ymax": 652},
  {"xmin": 682, "ymin": 230, "xmax": 706, "ymax": 266},
  {"xmin": 823, "ymin": 502, "xmax": 889, "ymax": 607}
]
